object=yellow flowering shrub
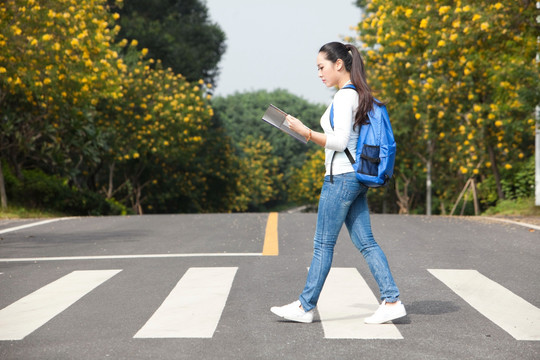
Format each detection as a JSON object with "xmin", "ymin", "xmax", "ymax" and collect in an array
[{"xmin": 354, "ymin": 0, "xmax": 539, "ymax": 212}]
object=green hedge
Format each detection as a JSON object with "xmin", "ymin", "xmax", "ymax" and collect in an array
[{"xmin": 3, "ymin": 165, "xmax": 128, "ymax": 216}]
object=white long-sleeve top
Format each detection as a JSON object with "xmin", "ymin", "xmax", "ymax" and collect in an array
[{"xmin": 320, "ymin": 87, "xmax": 359, "ymax": 176}]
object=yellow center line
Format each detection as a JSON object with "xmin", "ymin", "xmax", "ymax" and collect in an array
[{"xmin": 262, "ymin": 212, "xmax": 279, "ymax": 256}]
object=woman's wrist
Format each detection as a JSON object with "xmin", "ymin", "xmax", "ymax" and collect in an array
[{"xmin": 305, "ymin": 128, "xmax": 312, "ymax": 142}]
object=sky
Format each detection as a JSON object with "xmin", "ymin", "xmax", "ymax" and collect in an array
[{"xmin": 204, "ymin": 0, "xmax": 362, "ymax": 105}]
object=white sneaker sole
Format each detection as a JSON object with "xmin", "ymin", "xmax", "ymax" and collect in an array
[
  {"xmin": 270, "ymin": 307, "xmax": 313, "ymax": 323},
  {"xmin": 364, "ymin": 308, "xmax": 407, "ymax": 324}
]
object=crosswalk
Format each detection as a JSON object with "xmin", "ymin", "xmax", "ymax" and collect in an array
[
  {"xmin": 0, "ymin": 270, "xmax": 122, "ymax": 340},
  {"xmin": 429, "ymin": 269, "xmax": 540, "ymax": 341},
  {"xmin": 134, "ymin": 267, "xmax": 238, "ymax": 339},
  {"xmin": 0, "ymin": 267, "xmax": 539, "ymax": 341}
]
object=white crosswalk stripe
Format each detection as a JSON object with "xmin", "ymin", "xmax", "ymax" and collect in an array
[
  {"xmin": 0, "ymin": 270, "xmax": 121, "ymax": 340},
  {"xmin": 134, "ymin": 267, "xmax": 238, "ymax": 338},
  {"xmin": 429, "ymin": 269, "xmax": 540, "ymax": 341},
  {"xmin": 1, "ymin": 267, "xmax": 539, "ymax": 341},
  {"xmin": 318, "ymin": 267, "xmax": 403, "ymax": 339}
]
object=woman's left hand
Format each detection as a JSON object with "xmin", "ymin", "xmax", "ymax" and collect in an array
[{"xmin": 286, "ymin": 115, "xmax": 308, "ymax": 137}]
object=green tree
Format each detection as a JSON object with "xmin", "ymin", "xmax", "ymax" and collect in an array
[
  {"xmin": 110, "ymin": 0, "xmax": 226, "ymax": 85},
  {"xmin": 288, "ymin": 148, "xmax": 325, "ymax": 206},
  {"xmin": 212, "ymin": 89, "xmax": 326, "ymax": 207},
  {"xmin": 232, "ymin": 136, "xmax": 283, "ymax": 212}
]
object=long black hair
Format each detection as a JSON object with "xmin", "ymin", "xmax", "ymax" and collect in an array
[{"xmin": 319, "ymin": 42, "xmax": 380, "ymax": 128}]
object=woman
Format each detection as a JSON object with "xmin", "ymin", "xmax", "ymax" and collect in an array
[{"xmin": 270, "ymin": 42, "xmax": 406, "ymax": 325}]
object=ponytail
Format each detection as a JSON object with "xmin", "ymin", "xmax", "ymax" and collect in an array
[{"xmin": 319, "ymin": 42, "xmax": 381, "ymax": 128}]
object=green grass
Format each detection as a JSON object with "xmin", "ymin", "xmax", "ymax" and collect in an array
[
  {"xmin": 482, "ymin": 197, "xmax": 540, "ymax": 217},
  {"xmin": 0, "ymin": 205, "xmax": 66, "ymax": 219},
  {"xmin": 1, "ymin": 198, "xmax": 539, "ymax": 219}
]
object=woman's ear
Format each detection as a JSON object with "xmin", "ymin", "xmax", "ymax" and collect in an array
[{"xmin": 335, "ymin": 59, "xmax": 344, "ymax": 71}]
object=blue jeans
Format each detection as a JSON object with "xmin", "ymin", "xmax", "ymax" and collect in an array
[{"xmin": 299, "ymin": 173, "xmax": 400, "ymax": 312}]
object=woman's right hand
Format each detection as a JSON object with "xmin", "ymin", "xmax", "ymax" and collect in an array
[{"xmin": 286, "ymin": 115, "xmax": 309, "ymax": 138}]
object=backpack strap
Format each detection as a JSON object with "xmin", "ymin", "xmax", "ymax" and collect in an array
[{"xmin": 329, "ymin": 84, "xmax": 356, "ymax": 183}]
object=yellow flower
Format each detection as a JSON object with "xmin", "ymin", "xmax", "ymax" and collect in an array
[
  {"xmin": 113, "ymin": 13, "xmax": 120, "ymax": 20},
  {"xmin": 494, "ymin": 3, "xmax": 503, "ymax": 10},
  {"xmin": 438, "ymin": 6, "xmax": 451, "ymax": 15},
  {"xmin": 449, "ymin": 34, "xmax": 458, "ymax": 41},
  {"xmin": 495, "ymin": 120, "xmax": 503, "ymax": 127},
  {"xmin": 405, "ymin": 9, "xmax": 413, "ymax": 17},
  {"xmin": 415, "ymin": 113, "xmax": 421, "ymax": 120},
  {"xmin": 504, "ymin": 164, "xmax": 512, "ymax": 170},
  {"xmin": 131, "ymin": 39, "xmax": 138, "ymax": 47},
  {"xmin": 472, "ymin": 14, "xmax": 481, "ymax": 21},
  {"xmin": 0, "ymin": 67, "xmax": 6, "ymax": 73},
  {"xmin": 437, "ymin": 40, "xmax": 446, "ymax": 47},
  {"xmin": 71, "ymin": 38, "xmax": 79, "ymax": 47},
  {"xmin": 133, "ymin": 152, "xmax": 140, "ymax": 159},
  {"xmin": 480, "ymin": 22, "xmax": 489, "ymax": 31},
  {"xmin": 420, "ymin": 19, "xmax": 428, "ymax": 28}
]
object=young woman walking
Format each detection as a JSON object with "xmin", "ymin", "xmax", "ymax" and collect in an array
[{"xmin": 270, "ymin": 42, "xmax": 406, "ymax": 325}]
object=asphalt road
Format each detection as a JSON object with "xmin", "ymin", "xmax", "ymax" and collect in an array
[{"xmin": 0, "ymin": 214, "xmax": 538, "ymax": 360}]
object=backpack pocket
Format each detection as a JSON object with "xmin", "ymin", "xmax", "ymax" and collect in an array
[{"xmin": 358, "ymin": 145, "xmax": 380, "ymax": 176}]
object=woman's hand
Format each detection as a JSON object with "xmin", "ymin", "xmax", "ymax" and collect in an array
[{"xmin": 286, "ymin": 115, "xmax": 309, "ymax": 138}]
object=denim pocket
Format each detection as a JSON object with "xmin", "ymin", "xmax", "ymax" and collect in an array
[{"xmin": 359, "ymin": 145, "xmax": 380, "ymax": 176}]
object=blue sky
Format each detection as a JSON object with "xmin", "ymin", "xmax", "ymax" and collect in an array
[{"xmin": 204, "ymin": 0, "xmax": 361, "ymax": 105}]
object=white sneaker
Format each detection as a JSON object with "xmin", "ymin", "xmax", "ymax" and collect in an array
[
  {"xmin": 271, "ymin": 300, "xmax": 314, "ymax": 323},
  {"xmin": 364, "ymin": 300, "xmax": 406, "ymax": 324}
]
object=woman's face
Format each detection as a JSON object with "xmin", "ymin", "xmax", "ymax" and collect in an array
[{"xmin": 317, "ymin": 52, "xmax": 340, "ymax": 88}]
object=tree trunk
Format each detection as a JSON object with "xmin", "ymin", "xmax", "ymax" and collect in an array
[
  {"xmin": 395, "ymin": 176, "xmax": 411, "ymax": 214},
  {"xmin": 107, "ymin": 161, "xmax": 115, "ymax": 199},
  {"xmin": 426, "ymin": 156, "xmax": 432, "ymax": 216},
  {"xmin": 487, "ymin": 143, "xmax": 505, "ymax": 200},
  {"xmin": 0, "ymin": 158, "xmax": 7, "ymax": 210},
  {"xmin": 134, "ymin": 183, "xmax": 143, "ymax": 215}
]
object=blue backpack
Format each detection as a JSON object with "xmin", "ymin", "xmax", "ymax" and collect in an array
[{"xmin": 330, "ymin": 84, "xmax": 396, "ymax": 187}]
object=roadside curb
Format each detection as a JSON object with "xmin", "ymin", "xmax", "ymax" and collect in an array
[{"xmin": 482, "ymin": 216, "xmax": 540, "ymax": 231}]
